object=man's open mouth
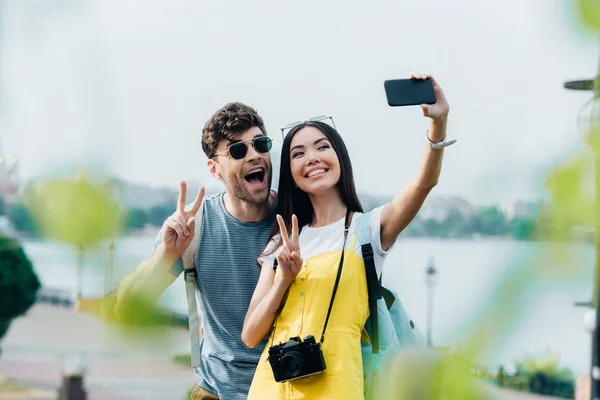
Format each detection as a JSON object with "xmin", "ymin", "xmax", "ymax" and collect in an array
[{"xmin": 244, "ymin": 167, "xmax": 266, "ymax": 184}]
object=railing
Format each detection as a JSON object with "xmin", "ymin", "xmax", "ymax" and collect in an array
[{"xmin": 36, "ymin": 287, "xmax": 75, "ymax": 308}]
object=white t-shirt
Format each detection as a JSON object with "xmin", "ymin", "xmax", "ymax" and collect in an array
[{"xmin": 258, "ymin": 205, "xmax": 394, "ymax": 277}]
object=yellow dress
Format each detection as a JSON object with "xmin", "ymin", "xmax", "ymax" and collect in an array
[{"xmin": 248, "ymin": 236, "xmax": 370, "ymax": 400}]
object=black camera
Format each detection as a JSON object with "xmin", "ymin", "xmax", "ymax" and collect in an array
[{"xmin": 267, "ymin": 334, "xmax": 326, "ymax": 382}]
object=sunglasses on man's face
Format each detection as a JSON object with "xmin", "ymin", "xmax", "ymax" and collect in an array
[{"xmin": 213, "ymin": 136, "xmax": 273, "ymax": 160}]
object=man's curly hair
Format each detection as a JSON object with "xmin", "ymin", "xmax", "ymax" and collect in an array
[{"xmin": 202, "ymin": 102, "xmax": 267, "ymax": 158}]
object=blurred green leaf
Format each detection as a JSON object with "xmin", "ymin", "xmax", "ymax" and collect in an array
[
  {"xmin": 576, "ymin": 0, "xmax": 600, "ymax": 32},
  {"xmin": 541, "ymin": 151, "xmax": 594, "ymax": 248},
  {"xmin": 25, "ymin": 173, "xmax": 123, "ymax": 247}
]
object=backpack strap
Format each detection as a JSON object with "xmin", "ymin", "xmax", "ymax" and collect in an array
[
  {"xmin": 181, "ymin": 200, "xmax": 204, "ymax": 369},
  {"xmin": 356, "ymin": 212, "xmax": 381, "ymax": 354},
  {"xmin": 181, "ymin": 201, "xmax": 204, "ymax": 270}
]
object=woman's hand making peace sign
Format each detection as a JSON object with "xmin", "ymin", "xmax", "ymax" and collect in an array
[{"xmin": 275, "ymin": 214, "xmax": 303, "ymax": 286}]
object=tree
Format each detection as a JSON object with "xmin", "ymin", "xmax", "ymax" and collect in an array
[
  {"xmin": 441, "ymin": 210, "xmax": 474, "ymax": 238},
  {"xmin": 0, "ymin": 236, "xmax": 40, "ymax": 345},
  {"xmin": 510, "ymin": 218, "xmax": 535, "ymax": 240},
  {"xmin": 125, "ymin": 208, "xmax": 148, "ymax": 230},
  {"xmin": 473, "ymin": 206, "xmax": 509, "ymax": 236},
  {"xmin": 147, "ymin": 204, "xmax": 172, "ymax": 227},
  {"xmin": 7, "ymin": 203, "xmax": 38, "ymax": 235},
  {"xmin": 423, "ymin": 218, "xmax": 443, "ymax": 237}
]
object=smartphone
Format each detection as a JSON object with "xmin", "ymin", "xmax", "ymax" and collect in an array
[{"xmin": 384, "ymin": 78, "xmax": 436, "ymax": 107}]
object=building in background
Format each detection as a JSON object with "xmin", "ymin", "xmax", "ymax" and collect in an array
[
  {"xmin": 0, "ymin": 145, "xmax": 20, "ymax": 208},
  {"xmin": 503, "ymin": 200, "xmax": 542, "ymax": 221},
  {"xmin": 419, "ymin": 195, "xmax": 475, "ymax": 222}
]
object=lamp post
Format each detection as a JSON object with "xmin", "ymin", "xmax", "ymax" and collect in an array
[
  {"xmin": 104, "ymin": 240, "xmax": 114, "ymax": 296},
  {"xmin": 564, "ymin": 58, "xmax": 600, "ymax": 399},
  {"xmin": 103, "ymin": 179, "xmax": 119, "ymax": 297},
  {"xmin": 425, "ymin": 257, "xmax": 438, "ymax": 347},
  {"xmin": 76, "ymin": 244, "xmax": 84, "ymax": 299}
]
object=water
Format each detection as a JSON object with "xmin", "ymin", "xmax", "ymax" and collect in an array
[{"xmin": 21, "ymin": 235, "xmax": 594, "ymax": 376}]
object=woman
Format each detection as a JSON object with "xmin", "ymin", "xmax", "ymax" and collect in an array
[{"xmin": 241, "ymin": 74, "xmax": 452, "ymax": 399}]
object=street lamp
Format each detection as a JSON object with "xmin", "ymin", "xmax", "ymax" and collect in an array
[
  {"xmin": 564, "ymin": 58, "xmax": 600, "ymax": 398},
  {"xmin": 425, "ymin": 257, "xmax": 438, "ymax": 347},
  {"xmin": 104, "ymin": 240, "xmax": 115, "ymax": 296},
  {"xmin": 76, "ymin": 244, "xmax": 84, "ymax": 299}
]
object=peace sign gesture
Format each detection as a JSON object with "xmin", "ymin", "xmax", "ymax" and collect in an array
[
  {"xmin": 276, "ymin": 214, "xmax": 303, "ymax": 285},
  {"xmin": 162, "ymin": 181, "xmax": 205, "ymax": 258}
]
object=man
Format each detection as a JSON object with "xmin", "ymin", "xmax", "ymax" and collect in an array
[{"xmin": 114, "ymin": 102, "xmax": 277, "ymax": 400}]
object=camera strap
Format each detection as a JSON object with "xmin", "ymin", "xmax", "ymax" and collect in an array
[
  {"xmin": 320, "ymin": 208, "xmax": 352, "ymax": 343},
  {"xmin": 269, "ymin": 208, "xmax": 353, "ymax": 348}
]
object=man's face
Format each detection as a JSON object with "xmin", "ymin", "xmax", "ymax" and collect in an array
[{"xmin": 209, "ymin": 127, "xmax": 273, "ymax": 205}]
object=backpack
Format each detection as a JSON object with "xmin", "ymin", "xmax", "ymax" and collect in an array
[{"xmin": 354, "ymin": 212, "xmax": 425, "ymax": 398}]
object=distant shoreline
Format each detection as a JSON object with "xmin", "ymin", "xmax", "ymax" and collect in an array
[{"xmin": 5, "ymin": 228, "xmax": 593, "ymax": 247}]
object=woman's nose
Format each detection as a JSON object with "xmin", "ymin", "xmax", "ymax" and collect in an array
[{"xmin": 306, "ymin": 151, "xmax": 320, "ymax": 165}]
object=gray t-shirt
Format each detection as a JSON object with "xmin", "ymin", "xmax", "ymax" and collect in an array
[{"xmin": 157, "ymin": 192, "xmax": 276, "ymax": 399}]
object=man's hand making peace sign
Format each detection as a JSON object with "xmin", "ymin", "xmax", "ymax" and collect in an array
[
  {"xmin": 275, "ymin": 214, "xmax": 303, "ymax": 286},
  {"xmin": 162, "ymin": 181, "xmax": 205, "ymax": 259}
]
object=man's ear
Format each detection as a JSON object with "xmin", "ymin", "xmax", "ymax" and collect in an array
[{"xmin": 207, "ymin": 159, "xmax": 221, "ymax": 180}]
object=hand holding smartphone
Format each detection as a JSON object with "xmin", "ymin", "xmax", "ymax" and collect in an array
[{"xmin": 384, "ymin": 78, "xmax": 436, "ymax": 107}]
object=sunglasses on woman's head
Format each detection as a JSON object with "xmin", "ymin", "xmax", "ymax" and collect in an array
[
  {"xmin": 213, "ymin": 136, "xmax": 273, "ymax": 160},
  {"xmin": 279, "ymin": 115, "xmax": 337, "ymax": 140}
]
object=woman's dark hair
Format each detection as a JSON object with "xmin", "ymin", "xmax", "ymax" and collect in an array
[{"xmin": 264, "ymin": 121, "xmax": 363, "ymax": 254}]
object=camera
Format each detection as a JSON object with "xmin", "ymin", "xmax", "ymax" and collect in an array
[{"xmin": 267, "ymin": 334, "xmax": 326, "ymax": 382}]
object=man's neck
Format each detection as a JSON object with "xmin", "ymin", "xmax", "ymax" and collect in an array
[{"xmin": 223, "ymin": 191, "xmax": 275, "ymax": 223}]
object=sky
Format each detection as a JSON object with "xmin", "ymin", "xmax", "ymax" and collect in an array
[{"xmin": 0, "ymin": 0, "xmax": 598, "ymax": 206}]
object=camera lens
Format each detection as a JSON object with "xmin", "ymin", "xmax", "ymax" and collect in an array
[{"xmin": 281, "ymin": 351, "xmax": 303, "ymax": 377}]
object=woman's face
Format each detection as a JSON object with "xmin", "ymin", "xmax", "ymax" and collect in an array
[{"xmin": 289, "ymin": 126, "xmax": 341, "ymax": 195}]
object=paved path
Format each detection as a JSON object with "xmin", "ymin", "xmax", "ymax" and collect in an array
[
  {"xmin": 485, "ymin": 385, "xmax": 565, "ymax": 400},
  {"xmin": 0, "ymin": 305, "xmax": 197, "ymax": 399}
]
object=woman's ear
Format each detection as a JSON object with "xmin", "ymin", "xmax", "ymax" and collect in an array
[{"xmin": 207, "ymin": 159, "xmax": 221, "ymax": 180}]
